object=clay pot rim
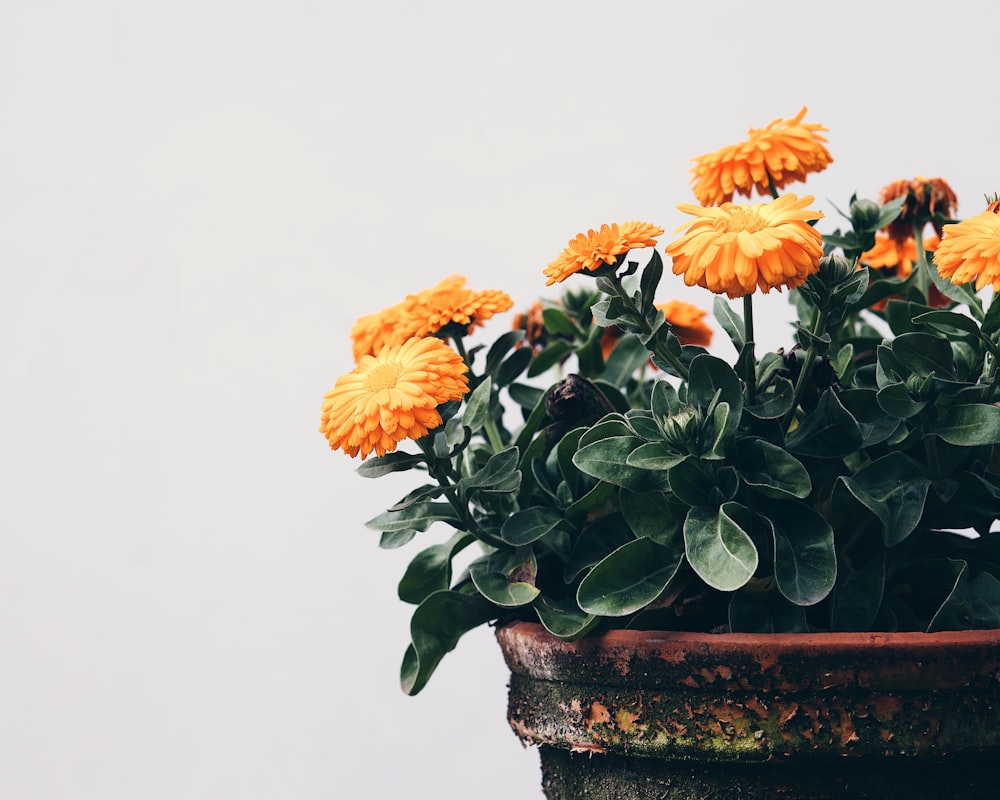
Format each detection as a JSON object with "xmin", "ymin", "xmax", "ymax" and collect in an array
[{"xmin": 499, "ymin": 620, "xmax": 1000, "ymax": 655}]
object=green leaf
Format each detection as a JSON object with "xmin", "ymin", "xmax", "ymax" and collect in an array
[
  {"xmin": 365, "ymin": 501, "xmax": 461, "ymax": 534},
  {"xmin": 532, "ymin": 594, "xmax": 599, "ymax": 640},
  {"xmin": 577, "ymin": 537, "xmax": 684, "ymax": 616},
  {"xmin": 564, "ymin": 513, "xmax": 633, "ymax": 582},
  {"xmin": 785, "ymin": 389, "xmax": 863, "ymax": 458},
  {"xmin": 932, "ymin": 404, "xmax": 1000, "ymax": 446},
  {"xmin": 573, "ymin": 435, "xmax": 669, "ymax": 490},
  {"xmin": 912, "ymin": 310, "xmax": 982, "ymax": 337},
  {"xmin": 831, "ymin": 555, "xmax": 885, "ymax": 632},
  {"xmin": 769, "ymin": 502, "xmax": 836, "ymax": 606},
  {"xmin": 459, "ymin": 446, "xmax": 521, "ymax": 492},
  {"xmin": 739, "ymin": 438, "xmax": 811, "ymax": 500},
  {"xmin": 527, "ymin": 340, "xmax": 574, "ymax": 377},
  {"xmin": 686, "ymin": 354, "xmax": 744, "ymax": 417},
  {"xmin": 379, "ymin": 530, "xmax": 416, "ymax": 549},
  {"xmin": 564, "ymin": 480, "xmax": 615, "ymax": 525},
  {"xmin": 876, "ymin": 195, "xmax": 906, "ymax": 228},
  {"xmin": 577, "ymin": 414, "xmax": 633, "ymax": 447},
  {"xmin": 928, "ymin": 261, "xmax": 985, "ymax": 320},
  {"xmin": 398, "ymin": 531, "xmax": 475, "ymax": 604},
  {"xmin": 496, "ymin": 347, "xmax": 532, "ymax": 386},
  {"xmin": 892, "ymin": 332, "xmax": 956, "ymax": 379},
  {"xmin": 400, "ymin": 590, "xmax": 496, "ymax": 695},
  {"xmin": 712, "ymin": 296, "xmax": 745, "ymax": 352},
  {"xmin": 591, "ymin": 296, "xmax": 631, "ymax": 327},
  {"xmin": 600, "ymin": 333, "xmax": 651, "ymax": 385},
  {"xmin": 388, "ymin": 483, "xmax": 446, "ymax": 512},
  {"xmin": 626, "ymin": 441, "xmax": 686, "ymax": 470},
  {"xmin": 876, "ymin": 382, "xmax": 927, "ymax": 418},
  {"xmin": 745, "ymin": 377, "xmax": 795, "ymax": 420},
  {"xmin": 356, "ymin": 451, "xmax": 425, "ymax": 478},
  {"xmin": 500, "ymin": 506, "xmax": 567, "ymax": 546},
  {"xmin": 507, "ymin": 381, "xmax": 545, "ymax": 410},
  {"xmin": 542, "ymin": 306, "xmax": 580, "ymax": 337},
  {"xmin": 639, "ymin": 250, "xmax": 664, "ymax": 314},
  {"xmin": 650, "ymin": 379, "xmax": 681, "ymax": 418},
  {"xmin": 469, "ymin": 548, "xmax": 540, "ymax": 608},
  {"xmin": 669, "ymin": 460, "xmax": 738, "ymax": 506},
  {"xmin": 683, "ymin": 503, "xmax": 758, "ymax": 592},
  {"xmin": 835, "ymin": 452, "xmax": 931, "ymax": 546},
  {"xmin": 485, "ymin": 330, "xmax": 525, "ymax": 374},
  {"xmin": 462, "ymin": 378, "xmax": 493, "ymax": 433},
  {"xmin": 619, "ymin": 488, "xmax": 685, "ymax": 547}
]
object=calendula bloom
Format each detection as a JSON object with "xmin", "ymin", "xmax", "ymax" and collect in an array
[
  {"xmin": 320, "ymin": 337, "xmax": 470, "ymax": 459},
  {"xmin": 544, "ymin": 221, "xmax": 664, "ymax": 285},
  {"xmin": 666, "ymin": 194, "xmax": 824, "ymax": 297},
  {"xmin": 862, "ymin": 233, "xmax": 943, "ymax": 310},
  {"xmin": 689, "ymin": 107, "xmax": 833, "ymax": 207},
  {"xmin": 600, "ymin": 299, "xmax": 713, "ymax": 359},
  {"xmin": 350, "ymin": 275, "xmax": 513, "ymax": 360},
  {"xmin": 934, "ymin": 207, "xmax": 1000, "ymax": 292},
  {"xmin": 879, "ymin": 176, "xmax": 957, "ymax": 244}
]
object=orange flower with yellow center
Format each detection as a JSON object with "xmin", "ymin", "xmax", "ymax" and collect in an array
[
  {"xmin": 934, "ymin": 206, "xmax": 1000, "ymax": 292},
  {"xmin": 319, "ymin": 337, "xmax": 470, "ymax": 459},
  {"xmin": 544, "ymin": 221, "xmax": 664, "ymax": 285},
  {"xmin": 689, "ymin": 107, "xmax": 833, "ymax": 207},
  {"xmin": 666, "ymin": 194, "xmax": 824, "ymax": 298},
  {"xmin": 879, "ymin": 176, "xmax": 957, "ymax": 244},
  {"xmin": 350, "ymin": 275, "xmax": 513, "ymax": 361}
]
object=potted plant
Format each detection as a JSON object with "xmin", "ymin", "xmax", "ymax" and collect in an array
[{"xmin": 318, "ymin": 108, "xmax": 1000, "ymax": 799}]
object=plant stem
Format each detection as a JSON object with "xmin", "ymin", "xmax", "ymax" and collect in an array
[
  {"xmin": 483, "ymin": 415, "xmax": 504, "ymax": 452},
  {"xmin": 743, "ymin": 294, "xmax": 756, "ymax": 405},
  {"xmin": 607, "ymin": 280, "xmax": 690, "ymax": 380},
  {"xmin": 766, "ymin": 172, "xmax": 780, "ymax": 200},
  {"xmin": 913, "ymin": 224, "xmax": 929, "ymax": 304},
  {"xmin": 782, "ymin": 309, "xmax": 828, "ymax": 432}
]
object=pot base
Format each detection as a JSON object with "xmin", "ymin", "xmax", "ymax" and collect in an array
[{"xmin": 539, "ymin": 746, "xmax": 993, "ymax": 800}]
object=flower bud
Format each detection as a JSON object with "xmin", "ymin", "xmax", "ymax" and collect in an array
[
  {"xmin": 660, "ymin": 406, "xmax": 702, "ymax": 448},
  {"xmin": 850, "ymin": 198, "xmax": 881, "ymax": 230},
  {"xmin": 817, "ymin": 254, "xmax": 855, "ymax": 286}
]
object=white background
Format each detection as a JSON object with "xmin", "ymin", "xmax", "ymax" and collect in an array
[{"xmin": 3, "ymin": 1, "xmax": 998, "ymax": 797}]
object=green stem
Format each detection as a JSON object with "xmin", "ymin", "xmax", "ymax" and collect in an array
[
  {"xmin": 766, "ymin": 172, "xmax": 780, "ymax": 200},
  {"xmin": 483, "ymin": 415, "xmax": 504, "ymax": 453},
  {"xmin": 607, "ymin": 281, "xmax": 690, "ymax": 380},
  {"xmin": 913, "ymin": 224, "xmax": 929, "ymax": 304},
  {"xmin": 743, "ymin": 294, "xmax": 756, "ymax": 405},
  {"xmin": 782, "ymin": 309, "xmax": 828, "ymax": 432}
]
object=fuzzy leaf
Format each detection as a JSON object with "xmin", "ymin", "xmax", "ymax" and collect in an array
[
  {"xmin": 577, "ymin": 537, "xmax": 684, "ymax": 616},
  {"xmin": 684, "ymin": 503, "xmax": 758, "ymax": 592},
  {"xmin": 770, "ymin": 502, "xmax": 837, "ymax": 606}
]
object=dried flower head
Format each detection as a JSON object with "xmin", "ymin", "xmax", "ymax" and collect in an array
[
  {"xmin": 879, "ymin": 176, "xmax": 958, "ymax": 244},
  {"xmin": 666, "ymin": 194, "xmax": 824, "ymax": 297},
  {"xmin": 544, "ymin": 221, "xmax": 664, "ymax": 285},
  {"xmin": 934, "ymin": 205, "xmax": 1000, "ymax": 292},
  {"xmin": 350, "ymin": 275, "xmax": 513, "ymax": 360},
  {"xmin": 689, "ymin": 107, "xmax": 833, "ymax": 207},
  {"xmin": 512, "ymin": 300, "xmax": 548, "ymax": 352},
  {"xmin": 319, "ymin": 337, "xmax": 469, "ymax": 459}
]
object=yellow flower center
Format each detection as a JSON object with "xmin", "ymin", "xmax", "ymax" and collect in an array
[
  {"xmin": 364, "ymin": 363, "xmax": 404, "ymax": 391},
  {"xmin": 717, "ymin": 207, "xmax": 766, "ymax": 234}
]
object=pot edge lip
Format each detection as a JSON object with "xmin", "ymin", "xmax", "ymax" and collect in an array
[{"xmin": 496, "ymin": 620, "xmax": 1000, "ymax": 650}]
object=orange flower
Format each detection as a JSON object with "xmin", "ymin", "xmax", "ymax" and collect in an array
[
  {"xmin": 350, "ymin": 275, "xmax": 513, "ymax": 360},
  {"xmin": 879, "ymin": 176, "xmax": 957, "ymax": 244},
  {"xmin": 666, "ymin": 194, "xmax": 824, "ymax": 298},
  {"xmin": 861, "ymin": 233, "xmax": 943, "ymax": 310},
  {"xmin": 689, "ymin": 107, "xmax": 833, "ymax": 207},
  {"xmin": 544, "ymin": 221, "xmax": 664, "ymax": 285},
  {"xmin": 934, "ymin": 207, "xmax": 1000, "ymax": 292},
  {"xmin": 319, "ymin": 337, "xmax": 470, "ymax": 459}
]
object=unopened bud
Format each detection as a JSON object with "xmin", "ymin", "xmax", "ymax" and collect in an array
[
  {"xmin": 818, "ymin": 254, "xmax": 855, "ymax": 285},
  {"xmin": 850, "ymin": 198, "xmax": 882, "ymax": 230}
]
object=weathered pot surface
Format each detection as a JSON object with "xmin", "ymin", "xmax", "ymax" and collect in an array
[{"xmin": 497, "ymin": 621, "xmax": 1000, "ymax": 761}]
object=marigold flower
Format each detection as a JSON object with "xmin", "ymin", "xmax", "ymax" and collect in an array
[
  {"xmin": 544, "ymin": 221, "xmax": 664, "ymax": 285},
  {"xmin": 319, "ymin": 337, "xmax": 470, "ymax": 459},
  {"xmin": 934, "ymin": 208, "xmax": 1000, "ymax": 292},
  {"xmin": 666, "ymin": 194, "xmax": 824, "ymax": 298},
  {"xmin": 600, "ymin": 299, "xmax": 713, "ymax": 359},
  {"xmin": 879, "ymin": 176, "xmax": 957, "ymax": 244},
  {"xmin": 861, "ymin": 233, "xmax": 943, "ymax": 310},
  {"xmin": 350, "ymin": 275, "xmax": 513, "ymax": 360},
  {"xmin": 689, "ymin": 107, "xmax": 833, "ymax": 207}
]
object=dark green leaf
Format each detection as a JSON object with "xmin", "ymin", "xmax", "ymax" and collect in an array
[
  {"xmin": 577, "ymin": 537, "xmax": 684, "ymax": 616},
  {"xmin": 532, "ymin": 594, "xmax": 599, "ymax": 640},
  {"xmin": 496, "ymin": 347, "xmax": 532, "ymax": 386},
  {"xmin": 619, "ymin": 488, "xmax": 685, "ymax": 547},
  {"xmin": 388, "ymin": 483, "xmax": 446, "ymax": 512},
  {"xmin": 683, "ymin": 503, "xmax": 758, "ymax": 591},
  {"xmin": 564, "ymin": 513, "xmax": 633, "ymax": 582},
  {"xmin": 769, "ymin": 502, "xmax": 836, "ymax": 606},
  {"xmin": 500, "ymin": 506, "xmax": 567, "ymax": 546},
  {"xmin": 365, "ymin": 501, "xmax": 461, "ymax": 534},
  {"xmin": 876, "ymin": 382, "xmax": 927, "ymax": 418},
  {"xmin": 485, "ymin": 330, "xmax": 526, "ymax": 374},
  {"xmin": 459, "ymin": 446, "xmax": 520, "ymax": 491},
  {"xmin": 469, "ymin": 548, "xmax": 540, "ymax": 608},
  {"xmin": 462, "ymin": 378, "xmax": 493, "ymax": 433},
  {"xmin": 835, "ymin": 452, "xmax": 931, "ymax": 546},
  {"xmin": 600, "ymin": 334, "xmax": 651, "ymax": 385},
  {"xmin": 639, "ymin": 250, "xmax": 664, "ymax": 314},
  {"xmin": 785, "ymin": 389, "xmax": 863, "ymax": 458},
  {"xmin": 526, "ymin": 340, "xmax": 574, "ymax": 377},
  {"xmin": 542, "ymin": 307, "xmax": 580, "ymax": 337},
  {"xmin": 400, "ymin": 590, "xmax": 496, "ymax": 695},
  {"xmin": 933, "ymin": 404, "xmax": 1000, "ymax": 446},
  {"xmin": 398, "ymin": 531, "xmax": 475, "ymax": 604},
  {"xmin": 626, "ymin": 441, "xmax": 686, "ymax": 470},
  {"xmin": 912, "ymin": 310, "xmax": 982, "ymax": 337},
  {"xmin": 745, "ymin": 377, "xmax": 795, "ymax": 420},
  {"xmin": 729, "ymin": 590, "xmax": 808, "ymax": 633},
  {"xmin": 712, "ymin": 296, "xmax": 745, "ymax": 352},
  {"xmin": 573, "ymin": 435, "xmax": 669, "ymax": 490},
  {"xmin": 669, "ymin": 460, "xmax": 738, "ymax": 506},
  {"xmin": 356, "ymin": 451, "xmax": 425, "ymax": 478},
  {"xmin": 831, "ymin": 555, "xmax": 885, "ymax": 632},
  {"xmin": 739, "ymin": 438, "xmax": 811, "ymax": 500},
  {"xmin": 892, "ymin": 332, "xmax": 956, "ymax": 379},
  {"xmin": 380, "ymin": 530, "xmax": 417, "ymax": 549}
]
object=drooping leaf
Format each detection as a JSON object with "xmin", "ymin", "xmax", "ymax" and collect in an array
[
  {"xmin": 400, "ymin": 590, "xmax": 496, "ymax": 695},
  {"xmin": 577, "ymin": 537, "xmax": 685, "ymax": 616},
  {"xmin": 469, "ymin": 547, "xmax": 540, "ymax": 608},
  {"xmin": 356, "ymin": 451, "xmax": 425, "ymax": 478},
  {"xmin": 532, "ymin": 594, "xmax": 599, "ymax": 640},
  {"xmin": 683, "ymin": 503, "xmax": 758, "ymax": 592}
]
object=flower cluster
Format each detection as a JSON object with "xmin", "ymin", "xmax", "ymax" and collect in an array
[{"xmin": 318, "ymin": 108, "xmax": 1000, "ymax": 696}]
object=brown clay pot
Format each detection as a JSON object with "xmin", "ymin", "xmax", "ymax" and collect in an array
[{"xmin": 496, "ymin": 621, "xmax": 1000, "ymax": 800}]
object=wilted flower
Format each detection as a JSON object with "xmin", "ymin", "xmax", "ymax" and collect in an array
[{"xmin": 879, "ymin": 176, "xmax": 957, "ymax": 244}]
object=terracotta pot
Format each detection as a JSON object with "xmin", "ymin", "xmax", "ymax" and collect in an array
[{"xmin": 496, "ymin": 621, "xmax": 1000, "ymax": 800}]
